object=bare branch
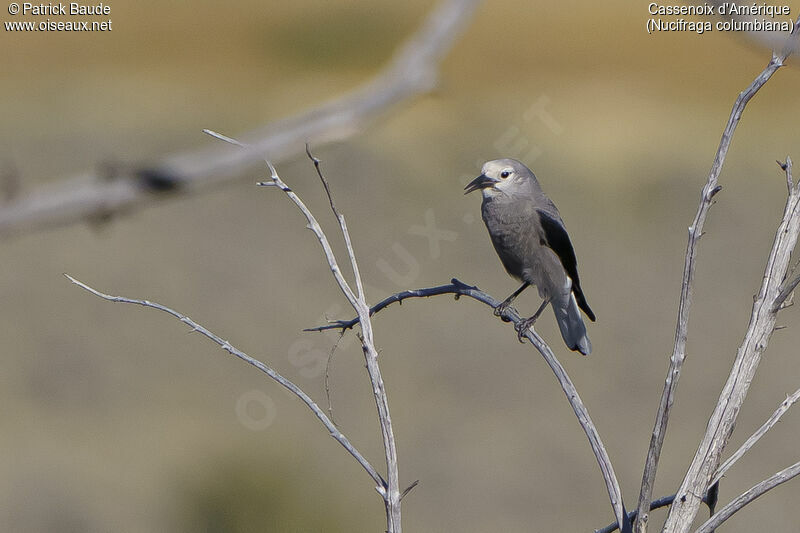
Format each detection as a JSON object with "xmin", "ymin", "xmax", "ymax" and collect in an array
[
  {"xmin": 0, "ymin": 0, "xmax": 480, "ymax": 238},
  {"xmin": 63, "ymin": 274, "xmax": 387, "ymax": 494},
  {"xmin": 305, "ymin": 146, "xmax": 366, "ymax": 301},
  {"xmin": 711, "ymin": 387, "xmax": 800, "ymax": 487},
  {"xmin": 634, "ymin": 39, "xmax": 797, "ymax": 533},
  {"xmin": 308, "ymin": 278, "xmax": 629, "ymax": 531},
  {"xmin": 299, "ymin": 146, "xmax": 401, "ymax": 529},
  {"xmin": 595, "ymin": 491, "xmax": 717, "ymax": 533},
  {"xmin": 220, "ymin": 140, "xmax": 402, "ymax": 530},
  {"xmin": 304, "ymin": 282, "xmax": 475, "ymax": 332},
  {"xmin": 72, "ymin": 137, "xmax": 405, "ymax": 530},
  {"xmin": 662, "ymin": 162, "xmax": 800, "ymax": 531},
  {"xmin": 695, "ymin": 461, "xmax": 800, "ymax": 533}
]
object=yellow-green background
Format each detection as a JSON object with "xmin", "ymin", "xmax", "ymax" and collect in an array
[{"xmin": 2, "ymin": 1, "xmax": 800, "ymax": 531}]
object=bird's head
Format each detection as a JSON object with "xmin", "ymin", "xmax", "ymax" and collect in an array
[{"xmin": 464, "ymin": 158, "xmax": 531, "ymax": 196}]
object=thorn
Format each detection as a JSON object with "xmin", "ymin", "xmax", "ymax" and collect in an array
[
  {"xmin": 401, "ymin": 480, "xmax": 420, "ymax": 500},
  {"xmin": 305, "ymin": 143, "xmax": 321, "ymax": 164},
  {"xmin": 706, "ymin": 185, "xmax": 723, "ymax": 200}
]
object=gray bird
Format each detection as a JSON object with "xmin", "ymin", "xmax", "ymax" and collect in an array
[{"xmin": 465, "ymin": 158, "xmax": 595, "ymax": 355}]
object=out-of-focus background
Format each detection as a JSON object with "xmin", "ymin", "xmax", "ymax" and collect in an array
[{"xmin": 2, "ymin": 1, "xmax": 800, "ymax": 531}]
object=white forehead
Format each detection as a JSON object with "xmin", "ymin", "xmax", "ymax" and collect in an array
[{"xmin": 481, "ymin": 160, "xmax": 514, "ymax": 175}]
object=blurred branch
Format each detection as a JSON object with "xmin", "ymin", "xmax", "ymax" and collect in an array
[
  {"xmin": 307, "ymin": 278, "xmax": 630, "ymax": 532},
  {"xmin": 0, "ymin": 0, "xmax": 481, "ymax": 238},
  {"xmin": 633, "ymin": 35, "xmax": 798, "ymax": 533},
  {"xmin": 710, "ymin": 386, "xmax": 800, "ymax": 487},
  {"xmin": 663, "ymin": 157, "xmax": 800, "ymax": 532},
  {"xmin": 695, "ymin": 461, "xmax": 800, "ymax": 533},
  {"xmin": 63, "ymin": 274, "xmax": 386, "ymax": 493}
]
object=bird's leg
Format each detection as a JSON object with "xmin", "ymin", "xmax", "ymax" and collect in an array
[
  {"xmin": 494, "ymin": 282, "xmax": 530, "ymax": 321},
  {"xmin": 516, "ymin": 298, "xmax": 550, "ymax": 343}
]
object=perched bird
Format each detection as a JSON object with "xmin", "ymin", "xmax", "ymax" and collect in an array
[{"xmin": 464, "ymin": 158, "xmax": 595, "ymax": 355}]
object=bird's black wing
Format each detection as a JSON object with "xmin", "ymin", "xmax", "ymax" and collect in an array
[{"xmin": 536, "ymin": 209, "xmax": 595, "ymax": 321}]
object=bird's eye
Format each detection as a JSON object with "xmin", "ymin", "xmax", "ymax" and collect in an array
[{"xmin": 500, "ymin": 171, "xmax": 511, "ymax": 178}]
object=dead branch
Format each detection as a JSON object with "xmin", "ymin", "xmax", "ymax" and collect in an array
[
  {"xmin": 206, "ymin": 133, "xmax": 403, "ymax": 531},
  {"xmin": 0, "ymin": 0, "xmax": 480, "ymax": 238},
  {"xmin": 695, "ymin": 460, "xmax": 800, "ymax": 533},
  {"xmin": 633, "ymin": 32, "xmax": 798, "ymax": 532},
  {"xmin": 595, "ymin": 491, "xmax": 717, "ymax": 533},
  {"xmin": 662, "ymin": 157, "xmax": 800, "ymax": 532},
  {"xmin": 307, "ymin": 278, "xmax": 630, "ymax": 532},
  {"xmin": 63, "ymin": 275, "xmax": 386, "ymax": 492},
  {"xmin": 710, "ymin": 386, "xmax": 800, "ymax": 487},
  {"xmin": 69, "ymin": 141, "xmax": 405, "ymax": 530}
]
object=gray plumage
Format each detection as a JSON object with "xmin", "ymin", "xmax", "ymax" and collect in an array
[{"xmin": 465, "ymin": 158, "xmax": 594, "ymax": 355}]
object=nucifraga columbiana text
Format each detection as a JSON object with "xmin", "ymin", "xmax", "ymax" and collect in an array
[{"xmin": 465, "ymin": 158, "xmax": 595, "ymax": 355}]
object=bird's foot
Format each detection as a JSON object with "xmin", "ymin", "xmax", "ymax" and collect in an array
[
  {"xmin": 494, "ymin": 301, "xmax": 512, "ymax": 322},
  {"xmin": 515, "ymin": 300, "xmax": 549, "ymax": 343},
  {"xmin": 515, "ymin": 316, "xmax": 539, "ymax": 343}
]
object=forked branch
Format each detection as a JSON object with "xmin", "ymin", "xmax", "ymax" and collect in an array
[
  {"xmin": 662, "ymin": 157, "xmax": 800, "ymax": 532},
  {"xmin": 633, "ymin": 28, "xmax": 799, "ymax": 531},
  {"xmin": 207, "ymin": 132, "xmax": 403, "ymax": 531},
  {"xmin": 710, "ymin": 386, "xmax": 800, "ymax": 487},
  {"xmin": 64, "ymin": 275, "xmax": 386, "ymax": 493},
  {"xmin": 308, "ymin": 278, "xmax": 630, "ymax": 532},
  {"xmin": 695, "ymin": 461, "xmax": 800, "ymax": 533},
  {"xmin": 70, "ymin": 139, "xmax": 405, "ymax": 531}
]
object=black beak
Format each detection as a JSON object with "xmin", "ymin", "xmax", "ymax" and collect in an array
[{"xmin": 464, "ymin": 173, "xmax": 496, "ymax": 194}]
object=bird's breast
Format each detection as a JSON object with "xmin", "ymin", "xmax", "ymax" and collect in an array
[{"xmin": 481, "ymin": 197, "xmax": 570, "ymax": 299}]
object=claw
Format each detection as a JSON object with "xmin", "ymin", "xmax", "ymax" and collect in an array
[
  {"xmin": 494, "ymin": 301, "xmax": 513, "ymax": 322},
  {"xmin": 515, "ymin": 317, "xmax": 535, "ymax": 343},
  {"xmin": 514, "ymin": 299, "xmax": 549, "ymax": 343}
]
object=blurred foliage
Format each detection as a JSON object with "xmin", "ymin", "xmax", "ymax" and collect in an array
[{"xmin": 172, "ymin": 454, "xmax": 355, "ymax": 533}]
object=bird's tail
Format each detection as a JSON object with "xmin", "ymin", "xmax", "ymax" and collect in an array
[{"xmin": 552, "ymin": 293, "xmax": 591, "ymax": 355}]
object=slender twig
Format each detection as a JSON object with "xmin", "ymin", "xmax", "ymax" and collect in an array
[
  {"xmin": 204, "ymin": 130, "xmax": 360, "ymax": 304},
  {"xmin": 710, "ymin": 386, "xmax": 800, "ymax": 486},
  {"xmin": 324, "ymin": 331, "xmax": 346, "ymax": 424},
  {"xmin": 304, "ymin": 283, "xmax": 474, "ymax": 332},
  {"xmin": 695, "ymin": 461, "xmax": 800, "ymax": 533},
  {"xmin": 308, "ymin": 278, "xmax": 629, "ymax": 531},
  {"xmin": 663, "ymin": 158, "xmax": 800, "ymax": 532},
  {"xmin": 633, "ymin": 41, "xmax": 797, "ymax": 533},
  {"xmin": 0, "ymin": 0, "xmax": 481, "ymax": 237},
  {"xmin": 301, "ymin": 147, "xmax": 401, "ymax": 530},
  {"xmin": 305, "ymin": 145, "xmax": 366, "ymax": 301},
  {"xmin": 63, "ymin": 274, "xmax": 386, "ymax": 493}
]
